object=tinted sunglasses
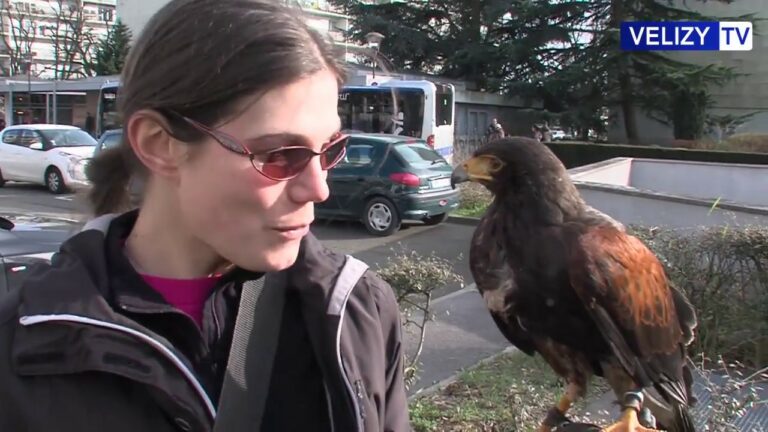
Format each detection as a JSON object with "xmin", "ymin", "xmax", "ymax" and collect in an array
[{"xmin": 175, "ymin": 114, "xmax": 348, "ymax": 181}]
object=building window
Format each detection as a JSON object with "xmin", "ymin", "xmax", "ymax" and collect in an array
[{"xmin": 98, "ymin": 7, "xmax": 113, "ymax": 22}]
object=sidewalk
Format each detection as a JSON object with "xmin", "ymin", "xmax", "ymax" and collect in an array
[{"xmin": 402, "ymin": 284, "xmax": 509, "ymax": 395}]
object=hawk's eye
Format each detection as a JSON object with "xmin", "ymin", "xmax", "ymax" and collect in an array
[{"xmin": 487, "ymin": 158, "xmax": 504, "ymax": 172}]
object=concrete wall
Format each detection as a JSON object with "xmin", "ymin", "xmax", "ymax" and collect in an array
[
  {"xmin": 629, "ymin": 159, "xmax": 768, "ymax": 208},
  {"xmin": 576, "ymin": 183, "xmax": 768, "ymax": 229},
  {"xmin": 569, "ymin": 158, "xmax": 632, "ymax": 187},
  {"xmin": 567, "ymin": 157, "xmax": 768, "ymax": 229},
  {"xmin": 669, "ymin": 0, "xmax": 768, "ymax": 119},
  {"xmin": 608, "ymin": 0, "xmax": 768, "ymax": 144}
]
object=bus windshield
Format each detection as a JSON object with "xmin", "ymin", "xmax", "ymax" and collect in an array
[
  {"xmin": 338, "ymin": 87, "xmax": 425, "ymax": 138},
  {"xmin": 98, "ymin": 86, "xmax": 121, "ymax": 135}
]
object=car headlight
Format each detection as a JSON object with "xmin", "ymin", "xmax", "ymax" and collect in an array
[
  {"xmin": 58, "ymin": 151, "xmax": 83, "ymax": 164},
  {"xmin": 61, "ymin": 154, "xmax": 88, "ymax": 180}
]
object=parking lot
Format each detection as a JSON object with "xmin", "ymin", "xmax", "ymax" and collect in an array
[{"xmin": 0, "ymin": 182, "xmax": 474, "ymax": 297}]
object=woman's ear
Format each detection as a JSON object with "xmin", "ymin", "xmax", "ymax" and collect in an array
[{"xmin": 126, "ymin": 110, "xmax": 189, "ymax": 180}]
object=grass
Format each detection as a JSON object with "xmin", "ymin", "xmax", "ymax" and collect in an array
[
  {"xmin": 452, "ymin": 183, "xmax": 492, "ymax": 219},
  {"xmin": 409, "ymin": 352, "xmax": 610, "ymax": 432},
  {"xmin": 452, "ymin": 204, "xmax": 488, "ymax": 218}
]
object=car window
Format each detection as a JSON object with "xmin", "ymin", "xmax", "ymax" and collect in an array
[
  {"xmin": 394, "ymin": 142, "xmax": 447, "ymax": 167},
  {"xmin": 2, "ymin": 130, "xmax": 19, "ymax": 145},
  {"xmin": 39, "ymin": 129, "xmax": 97, "ymax": 147},
  {"xmin": 19, "ymin": 130, "xmax": 42, "ymax": 148},
  {"xmin": 100, "ymin": 133, "xmax": 122, "ymax": 150},
  {"xmin": 345, "ymin": 145, "xmax": 375, "ymax": 165},
  {"xmin": 336, "ymin": 141, "xmax": 381, "ymax": 168}
]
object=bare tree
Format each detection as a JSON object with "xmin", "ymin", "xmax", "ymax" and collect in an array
[
  {"xmin": 46, "ymin": 0, "xmax": 98, "ymax": 79},
  {"xmin": 0, "ymin": 1, "xmax": 37, "ymax": 76}
]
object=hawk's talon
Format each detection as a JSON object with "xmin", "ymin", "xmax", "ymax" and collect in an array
[
  {"xmin": 544, "ymin": 406, "xmax": 572, "ymax": 428},
  {"xmin": 602, "ymin": 406, "xmax": 662, "ymax": 432}
]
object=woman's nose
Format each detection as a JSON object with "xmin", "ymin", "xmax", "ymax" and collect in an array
[{"xmin": 288, "ymin": 156, "xmax": 329, "ymax": 204}]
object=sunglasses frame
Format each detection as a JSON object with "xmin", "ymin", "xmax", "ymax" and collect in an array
[{"xmin": 176, "ymin": 114, "xmax": 348, "ymax": 181}]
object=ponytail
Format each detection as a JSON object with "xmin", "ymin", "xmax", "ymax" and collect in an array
[{"xmin": 85, "ymin": 145, "xmax": 134, "ymax": 216}]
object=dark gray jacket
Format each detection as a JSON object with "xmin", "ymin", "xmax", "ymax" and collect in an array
[{"xmin": 0, "ymin": 213, "xmax": 410, "ymax": 431}]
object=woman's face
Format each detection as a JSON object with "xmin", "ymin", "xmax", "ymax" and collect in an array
[{"xmin": 175, "ymin": 69, "xmax": 341, "ymax": 272}]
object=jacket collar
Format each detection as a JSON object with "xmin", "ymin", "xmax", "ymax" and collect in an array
[{"xmin": 11, "ymin": 212, "xmax": 217, "ymax": 424}]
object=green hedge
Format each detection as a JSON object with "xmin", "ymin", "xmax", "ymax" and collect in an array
[{"xmin": 545, "ymin": 141, "xmax": 768, "ymax": 168}]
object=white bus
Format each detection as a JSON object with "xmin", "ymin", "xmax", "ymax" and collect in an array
[
  {"xmin": 96, "ymin": 81, "xmax": 121, "ymax": 138},
  {"xmin": 97, "ymin": 79, "xmax": 456, "ymax": 161},
  {"xmin": 338, "ymin": 80, "xmax": 455, "ymax": 162}
]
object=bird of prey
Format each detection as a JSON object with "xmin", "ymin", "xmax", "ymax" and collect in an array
[{"xmin": 450, "ymin": 137, "xmax": 698, "ymax": 432}]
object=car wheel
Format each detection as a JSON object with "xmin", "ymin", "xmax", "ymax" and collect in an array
[
  {"xmin": 423, "ymin": 213, "xmax": 448, "ymax": 226},
  {"xmin": 0, "ymin": 168, "xmax": 5, "ymax": 187},
  {"xmin": 45, "ymin": 167, "xmax": 67, "ymax": 194},
  {"xmin": 363, "ymin": 197, "xmax": 401, "ymax": 236}
]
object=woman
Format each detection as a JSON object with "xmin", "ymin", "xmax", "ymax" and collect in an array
[{"xmin": 0, "ymin": 1, "xmax": 410, "ymax": 431}]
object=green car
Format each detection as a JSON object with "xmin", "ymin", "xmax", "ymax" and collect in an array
[{"xmin": 316, "ymin": 133, "xmax": 459, "ymax": 236}]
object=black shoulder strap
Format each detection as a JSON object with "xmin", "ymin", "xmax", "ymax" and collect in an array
[
  {"xmin": 214, "ymin": 255, "xmax": 368, "ymax": 431},
  {"xmin": 214, "ymin": 272, "xmax": 286, "ymax": 431}
]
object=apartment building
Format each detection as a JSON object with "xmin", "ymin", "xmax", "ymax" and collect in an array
[
  {"xmin": 117, "ymin": 0, "xmax": 366, "ymax": 62},
  {"xmin": 0, "ymin": 0, "xmax": 117, "ymax": 78}
]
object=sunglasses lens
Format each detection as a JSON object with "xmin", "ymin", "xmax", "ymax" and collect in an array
[
  {"xmin": 260, "ymin": 148, "xmax": 309, "ymax": 179},
  {"xmin": 258, "ymin": 135, "xmax": 349, "ymax": 180},
  {"xmin": 321, "ymin": 137, "xmax": 348, "ymax": 169}
]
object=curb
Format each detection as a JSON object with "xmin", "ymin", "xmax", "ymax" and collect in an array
[
  {"xmin": 432, "ymin": 283, "xmax": 476, "ymax": 305},
  {"xmin": 407, "ymin": 346, "xmax": 518, "ymax": 401},
  {"xmin": 0, "ymin": 211, "xmax": 83, "ymax": 224},
  {"xmin": 446, "ymin": 215, "xmax": 480, "ymax": 226}
]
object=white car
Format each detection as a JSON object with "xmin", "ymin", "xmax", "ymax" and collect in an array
[
  {"xmin": 549, "ymin": 128, "xmax": 568, "ymax": 141},
  {"xmin": 0, "ymin": 124, "xmax": 96, "ymax": 194}
]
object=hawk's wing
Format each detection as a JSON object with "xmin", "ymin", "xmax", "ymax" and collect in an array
[{"xmin": 564, "ymin": 224, "xmax": 691, "ymax": 406}]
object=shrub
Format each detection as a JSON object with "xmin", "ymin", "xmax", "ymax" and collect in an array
[
  {"xmin": 724, "ymin": 133, "xmax": 768, "ymax": 154},
  {"xmin": 376, "ymin": 249, "xmax": 463, "ymax": 388},
  {"xmin": 454, "ymin": 182, "xmax": 492, "ymax": 218},
  {"xmin": 669, "ymin": 139, "xmax": 725, "ymax": 151},
  {"xmin": 630, "ymin": 225, "xmax": 768, "ymax": 368},
  {"xmin": 694, "ymin": 357, "xmax": 768, "ymax": 431}
]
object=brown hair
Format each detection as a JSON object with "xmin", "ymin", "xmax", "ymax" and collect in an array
[{"xmin": 86, "ymin": 0, "xmax": 345, "ymax": 215}]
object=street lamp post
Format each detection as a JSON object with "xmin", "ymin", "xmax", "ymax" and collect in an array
[
  {"xmin": 365, "ymin": 32, "xmax": 385, "ymax": 80},
  {"xmin": 22, "ymin": 53, "xmax": 34, "ymax": 123}
]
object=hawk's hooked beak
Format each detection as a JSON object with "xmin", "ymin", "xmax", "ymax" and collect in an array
[
  {"xmin": 451, "ymin": 156, "xmax": 496, "ymax": 189},
  {"xmin": 451, "ymin": 164, "xmax": 470, "ymax": 189}
]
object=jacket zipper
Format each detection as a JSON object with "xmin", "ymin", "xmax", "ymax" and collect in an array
[
  {"xmin": 354, "ymin": 379, "xmax": 367, "ymax": 421},
  {"xmin": 323, "ymin": 382, "xmax": 336, "ymax": 432},
  {"xmin": 335, "ymin": 289, "xmax": 364, "ymax": 432},
  {"xmin": 19, "ymin": 314, "xmax": 216, "ymax": 420}
]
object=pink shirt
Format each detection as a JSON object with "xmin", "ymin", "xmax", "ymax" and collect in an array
[{"xmin": 140, "ymin": 274, "xmax": 221, "ymax": 328}]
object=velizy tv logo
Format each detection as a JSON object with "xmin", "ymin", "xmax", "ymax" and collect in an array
[{"xmin": 620, "ymin": 22, "xmax": 752, "ymax": 51}]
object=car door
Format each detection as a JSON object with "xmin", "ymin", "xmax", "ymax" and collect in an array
[
  {"xmin": 14, "ymin": 129, "xmax": 47, "ymax": 182},
  {"xmin": 0, "ymin": 256, "xmax": 8, "ymax": 295},
  {"xmin": 322, "ymin": 139, "xmax": 385, "ymax": 217},
  {"xmin": 0, "ymin": 129, "xmax": 23, "ymax": 179},
  {"xmin": 22, "ymin": 130, "xmax": 49, "ymax": 182}
]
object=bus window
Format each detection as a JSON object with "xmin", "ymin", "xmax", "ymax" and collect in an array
[
  {"xmin": 339, "ymin": 88, "xmax": 425, "ymax": 137},
  {"xmin": 435, "ymin": 84, "xmax": 454, "ymax": 126}
]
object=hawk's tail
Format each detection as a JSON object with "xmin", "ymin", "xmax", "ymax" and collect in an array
[{"xmin": 667, "ymin": 401, "xmax": 697, "ymax": 432}]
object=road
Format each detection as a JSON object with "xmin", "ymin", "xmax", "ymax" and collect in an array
[
  {"xmin": 0, "ymin": 182, "xmax": 474, "ymax": 297},
  {"xmin": 0, "ymin": 183, "xmax": 84, "ymax": 220}
]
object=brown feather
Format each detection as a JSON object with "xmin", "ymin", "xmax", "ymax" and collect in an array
[{"xmin": 571, "ymin": 226, "xmax": 684, "ymax": 357}]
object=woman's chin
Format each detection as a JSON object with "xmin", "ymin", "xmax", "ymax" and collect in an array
[{"xmin": 247, "ymin": 242, "xmax": 302, "ymax": 273}]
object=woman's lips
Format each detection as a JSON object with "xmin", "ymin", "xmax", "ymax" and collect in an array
[{"xmin": 272, "ymin": 224, "xmax": 310, "ymax": 240}]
